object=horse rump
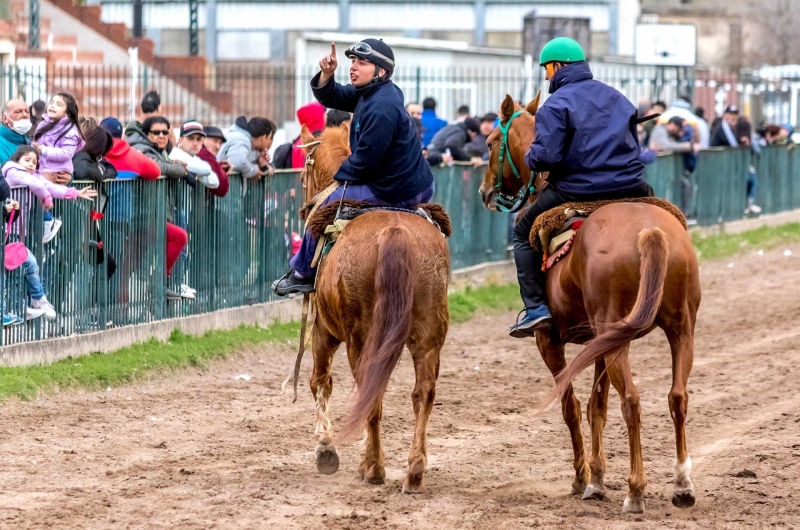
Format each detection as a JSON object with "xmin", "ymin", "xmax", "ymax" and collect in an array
[
  {"xmin": 338, "ymin": 226, "xmax": 415, "ymax": 443},
  {"xmin": 541, "ymin": 227, "xmax": 670, "ymax": 409}
]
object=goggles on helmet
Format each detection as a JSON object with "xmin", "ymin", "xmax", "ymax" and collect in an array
[{"xmin": 346, "ymin": 42, "xmax": 395, "ymax": 68}]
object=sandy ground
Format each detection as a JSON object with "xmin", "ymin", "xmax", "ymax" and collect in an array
[{"xmin": 1, "ymin": 246, "xmax": 800, "ymax": 529}]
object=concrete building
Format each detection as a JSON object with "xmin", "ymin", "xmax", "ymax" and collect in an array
[{"xmin": 90, "ymin": 0, "xmax": 640, "ymax": 61}]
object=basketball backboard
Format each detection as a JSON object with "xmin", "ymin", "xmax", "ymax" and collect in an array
[{"xmin": 635, "ymin": 24, "xmax": 697, "ymax": 67}]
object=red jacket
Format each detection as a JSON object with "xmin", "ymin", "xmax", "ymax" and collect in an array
[
  {"xmin": 106, "ymin": 138, "xmax": 160, "ymax": 180},
  {"xmin": 198, "ymin": 145, "xmax": 229, "ymax": 197},
  {"xmin": 291, "ymin": 102, "xmax": 326, "ymax": 169}
]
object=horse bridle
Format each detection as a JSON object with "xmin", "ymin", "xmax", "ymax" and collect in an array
[{"xmin": 494, "ymin": 109, "xmax": 537, "ymax": 213}]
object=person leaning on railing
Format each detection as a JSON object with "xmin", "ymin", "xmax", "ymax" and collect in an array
[
  {"xmin": 100, "ymin": 118, "xmax": 195, "ymax": 300},
  {"xmin": 217, "ymin": 116, "xmax": 276, "ymax": 179}
]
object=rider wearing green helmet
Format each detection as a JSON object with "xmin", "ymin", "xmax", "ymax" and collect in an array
[{"xmin": 509, "ymin": 37, "xmax": 654, "ymax": 338}]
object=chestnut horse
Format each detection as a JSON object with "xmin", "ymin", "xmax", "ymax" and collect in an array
[
  {"xmin": 479, "ymin": 95, "xmax": 701, "ymax": 513},
  {"xmin": 298, "ymin": 123, "xmax": 450, "ymax": 493}
]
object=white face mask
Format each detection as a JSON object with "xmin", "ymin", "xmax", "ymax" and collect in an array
[{"xmin": 6, "ymin": 118, "xmax": 32, "ymax": 135}]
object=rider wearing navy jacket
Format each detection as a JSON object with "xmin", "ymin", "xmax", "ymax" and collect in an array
[
  {"xmin": 510, "ymin": 37, "xmax": 654, "ymax": 338},
  {"xmin": 273, "ymin": 38, "xmax": 435, "ymax": 296}
]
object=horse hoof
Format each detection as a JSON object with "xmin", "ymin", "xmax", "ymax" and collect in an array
[
  {"xmin": 402, "ymin": 474, "xmax": 425, "ymax": 494},
  {"xmin": 582, "ymin": 483, "xmax": 606, "ymax": 501},
  {"xmin": 672, "ymin": 490, "xmax": 696, "ymax": 508},
  {"xmin": 315, "ymin": 445, "xmax": 339, "ymax": 475},
  {"xmin": 623, "ymin": 495, "xmax": 645, "ymax": 514}
]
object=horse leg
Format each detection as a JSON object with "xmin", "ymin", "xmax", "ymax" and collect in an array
[
  {"xmin": 310, "ymin": 323, "xmax": 342, "ymax": 475},
  {"xmin": 536, "ymin": 329, "xmax": 590, "ymax": 494},
  {"xmin": 606, "ymin": 346, "xmax": 647, "ymax": 513},
  {"xmin": 665, "ymin": 321, "xmax": 696, "ymax": 508},
  {"xmin": 583, "ymin": 359, "xmax": 611, "ymax": 501},
  {"xmin": 403, "ymin": 342, "xmax": 441, "ymax": 494},
  {"xmin": 346, "ymin": 334, "xmax": 385, "ymax": 484}
]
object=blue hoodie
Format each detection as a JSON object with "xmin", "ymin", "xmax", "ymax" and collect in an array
[
  {"xmin": 311, "ymin": 72, "xmax": 433, "ymax": 203},
  {"xmin": 0, "ymin": 125, "xmax": 30, "ymax": 166},
  {"xmin": 525, "ymin": 62, "xmax": 645, "ymax": 196}
]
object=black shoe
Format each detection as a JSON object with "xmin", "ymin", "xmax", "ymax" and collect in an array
[
  {"xmin": 166, "ymin": 288, "xmax": 181, "ymax": 300},
  {"xmin": 272, "ymin": 270, "xmax": 315, "ymax": 296}
]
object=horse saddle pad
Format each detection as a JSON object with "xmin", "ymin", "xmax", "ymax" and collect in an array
[
  {"xmin": 306, "ymin": 199, "xmax": 452, "ymax": 239},
  {"xmin": 528, "ymin": 197, "xmax": 687, "ymax": 271}
]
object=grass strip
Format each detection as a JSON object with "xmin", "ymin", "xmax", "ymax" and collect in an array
[
  {"xmin": 692, "ymin": 222, "xmax": 800, "ymax": 261},
  {"xmin": 0, "ymin": 284, "xmax": 520, "ymax": 402}
]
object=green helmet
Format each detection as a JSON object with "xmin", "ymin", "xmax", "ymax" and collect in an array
[{"xmin": 539, "ymin": 37, "xmax": 586, "ymax": 66}]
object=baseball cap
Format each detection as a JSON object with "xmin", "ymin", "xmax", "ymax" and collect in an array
[
  {"xmin": 463, "ymin": 117, "xmax": 481, "ymax": 135},
  {"xmin": 203, "ymin": 125, "xmax": 226, "ymax": 142},
  {"xmin": 99, "ymin": 117, "xmax": 123, "ymax": 139},
  {"xmin": 724, "ymin": 105, "xmax": 739, "ymax": 115},
  {"xmin": 180, "ymin": 120, "xmax": 206, "ymax": 138}
]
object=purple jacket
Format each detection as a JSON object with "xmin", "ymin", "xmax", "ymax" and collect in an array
[
  {"xmin": 33, "ymin": 116, "xmax": 85, "ymax": 174},
  {"xmin": 1, "ymin": 161, "xmax": 78, "ymax": 205}
]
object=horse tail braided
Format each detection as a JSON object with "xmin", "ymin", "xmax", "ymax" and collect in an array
[
  {"xmin": 338, "ymin": 226, "xmax": 414, "ymax": 443},
  {"xmin": 541, "ymin": 227, "xmax": 669, "ymax": 409}
]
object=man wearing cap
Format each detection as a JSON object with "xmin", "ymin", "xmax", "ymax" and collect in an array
[
  {"xmin": 199, "ymin": 126, "xmax": 230, "ymax": 197},
  {"xmin": 272, "ymin": 38, "xmax": 434, "ymax": 296},
  {"xmin": 508, "ymin": 37, "xmax": 654, "ymax": 337},
  {"xmin": 169, "ymin": 120, "xmax": 219, "ymax": 190},
  {"xmin": 711, "ymin": 105, "xmax": 741, "ymax": 148}
]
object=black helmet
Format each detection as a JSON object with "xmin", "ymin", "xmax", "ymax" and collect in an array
[{"xmin": 345, "ymin": 38, "xmax": 395, "ymax": 76}]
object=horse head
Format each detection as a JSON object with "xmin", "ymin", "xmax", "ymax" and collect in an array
[
  {"xmin": 300, "ymin": 122, "xmax": 350, "ymax": 202},
  {"xmin": 479, "ymin": 93, "xmax": 548, "ymax": 212}
]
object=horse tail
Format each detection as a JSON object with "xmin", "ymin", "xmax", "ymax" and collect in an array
[
  {"xmin": 338, "ymin": 226, "xmax": 414, "ymax": 443},
  {"xmin": 541, "ymin": 227, "xmax": 669, "ymax": 409}
]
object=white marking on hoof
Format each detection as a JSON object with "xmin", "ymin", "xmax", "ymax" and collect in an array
[
  {"xmin": 673, "ymin": 456, "xmax": 696, "ymax": 507},
  {"xmin": 674, "ymin": 456, "xmax": 692, "ymax": 484},
  {"xmin": 582, "ymin": 483, "xmax": 606, "ymax": 501},
  {"xmin": 623, "ymin": 495, "xmax": 645, "ymax": 514}
]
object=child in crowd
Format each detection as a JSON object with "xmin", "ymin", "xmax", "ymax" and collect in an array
[
  {"xmin": 2, "ymin": 146, "xmax": 97, "ymax": 221},
  {"xmin": 30, "ymin": 93, "xmax": 86, "ymax": 243},
  {"xmin": 0, "ymin": 168, "xmax": 58, "ymax": 323}
]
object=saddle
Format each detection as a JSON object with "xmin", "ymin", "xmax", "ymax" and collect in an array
[
  {"xmin": 528, "ymin": 197, "xmax": 687, "ymax": 272},
  {"xmin": 306, "ymin": 199, "xmax": 453, "ymax": 240}
]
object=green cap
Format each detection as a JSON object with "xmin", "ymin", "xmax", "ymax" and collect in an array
[{"xmin": 539, "ymin": 37, "xmax": 586, "ymax": 66}]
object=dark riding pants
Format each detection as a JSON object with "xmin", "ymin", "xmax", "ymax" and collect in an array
[{"xmin": 513, "ymin": 181, "xmax": 654, "ymax": 309}]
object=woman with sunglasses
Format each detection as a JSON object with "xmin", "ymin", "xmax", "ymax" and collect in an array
[
  {"xmin": 273, "ymin": 38, "xmax": 435, "ymax": 296},
  {"xmin": 128, "ymin": 116, "xmax": 188, "ymax": 179}
]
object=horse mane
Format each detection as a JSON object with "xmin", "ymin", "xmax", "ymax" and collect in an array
[{"xmin": 305, "ymin": 125, "xmax": 350, "ymax": 192}]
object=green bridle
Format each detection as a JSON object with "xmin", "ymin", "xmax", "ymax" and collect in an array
[{"xmin": 494, "ymin": 109, "xmax": 536, "ymax": 213}]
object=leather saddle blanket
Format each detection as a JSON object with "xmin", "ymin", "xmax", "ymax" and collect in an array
[
  {"xmin": 306, "ymin": 199, "xmax": 452, "ymax": 239},
  {"xmin": 528, "ymin": 197, "xmax": 687, "ymax": 271}
]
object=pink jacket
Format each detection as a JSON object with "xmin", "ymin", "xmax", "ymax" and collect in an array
[
  {"xmin": 1, "ymin": 161, "xmax": 78, "ymax": 207},
  {"xmin": 32, "ymin": 116, "xmax": 85, "ymax": 174}
]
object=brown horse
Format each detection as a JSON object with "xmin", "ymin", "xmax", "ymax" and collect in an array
[
  {"xmin": 479, "ymin": 95, "xmax": 701, "ymax": 513},
  {"xmin": 298, "ymin": 124, "xmax": 450, "ymax": 493}
]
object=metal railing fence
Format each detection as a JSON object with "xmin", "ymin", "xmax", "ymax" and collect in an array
[{"xmin": 1, "ymin": 146, "xmax": 799, "ymax": 346}]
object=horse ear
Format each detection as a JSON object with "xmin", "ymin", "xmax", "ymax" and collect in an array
[
  {"xmin": 339, "ymin": 121, "xmax": 350, "ymax": 143},
  {"xmin": 525, "ymin": 91, "xmax": 542, "ymax": 115},
  {"xmin": 500, "ymin": 95, "xmax": 515, "ymax": 120},
  {"xmin": 300, "ymin": 125, "xmax": 315, "ymax": 145}
]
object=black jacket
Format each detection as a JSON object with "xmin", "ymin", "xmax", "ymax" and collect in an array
[
  {"xmin": 427, "ymin": 122, "xmax": 474, "ymax": 162},
  {"xmin": 73, "ymin": 151, "xmax": 118, "ymax": 183},
  {"xmin": 710, "ymin": 123, "xmax": 738, "ymax": 148},
  {"xmin": 311, "ymin": 72, "xmax": 433, "ymax": 202}
]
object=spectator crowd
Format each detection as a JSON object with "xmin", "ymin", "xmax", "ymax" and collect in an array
[{"xmin": 0, "ymin": 88, "xmax": 791, "ymax": 327}]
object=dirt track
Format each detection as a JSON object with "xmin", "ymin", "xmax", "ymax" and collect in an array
[{"xmin": 1, "ymin": 246, "xmax": 800, "ymax": 529}]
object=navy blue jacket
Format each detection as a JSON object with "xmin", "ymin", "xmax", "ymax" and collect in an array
[
  {"xmin": 525, "ymin": 62, "xmax": 645, "ymax": 196},
  {"xmin": 311, "ymin": 72, "xmax": 434, "ymax": 203}
]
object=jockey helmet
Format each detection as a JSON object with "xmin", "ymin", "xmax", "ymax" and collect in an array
[
  {"xmin": 539, "ymin": 37, "xmax": 586, "ymax": 66},
  {"xmin": 345, "ymin": 38, "xmax": 395, "ymax": 76}
]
